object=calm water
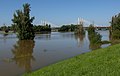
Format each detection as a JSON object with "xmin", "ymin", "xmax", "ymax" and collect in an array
[{"xmin": 0, "ymin": 31, "xmax": 110, "ymax": 76}]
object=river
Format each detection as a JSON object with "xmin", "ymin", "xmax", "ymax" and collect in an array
[{"xmin": 0, "ymin": 30, "xmax": 110, "ymax": 76}]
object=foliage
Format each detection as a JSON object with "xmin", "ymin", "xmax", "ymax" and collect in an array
[
  {"xmin": 11, "ymin": 24, "xmax": 17, "ymax": 32},
  {"xmin": 87, "ymin": 24, "xmax": 95, "ymax": 35},
  {"xmin": 87, "ymin": 24, "xmax": 102, "ymax": 50},
  {"xmin": 0, "ymin": 25, "xmax": 15, "ymax": 32},
  {"xmin": 75, "ymin": 24, "xmax": 85, "ymax": 35},
  {"xmin": 110, "ymin": 13, "xmax": 120, "ymax": 39},
  {"xmin": 23, "ymin": 44, "xmax": 120, "ymax": 76},
  {"xmin": 0, "ymin": 26, "xmax": 7, "ymax": 31},
  {"xmin": 0, "ymin": 25, "xmax": 9, "ymax": 33},
  {"xmin": 88, "ymin": 32, "xmax": 102, "ymax": 43},
  {"xmin": 88, "ymin": 32, "xmax": 102, "ymax": 50},
  {"xmin": 88, "ymin": 24, "xmax": 102, "ymax": 44},
  {"xmin": 101, "ymin": 40, "xmax": 111, "ymax": 44},
  {"xmin": 12, "ymin": 3, "xmax": 35, "ymax": 40},
  {"xmin": 58, "ymin": 24, "xmax": 77, "ymax": 32},
  {"xmin": 33, "ymin": 24, "xmax": 51, "ymax": 32}
]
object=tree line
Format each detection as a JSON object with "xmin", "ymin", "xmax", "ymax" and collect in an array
[
  {"xmin": 0, "ymin": 24, "xmax": 51, "ymax": 32},
  {"xmin": 58, "ymin": 24, "xmax": 77, "ymax": 32}
]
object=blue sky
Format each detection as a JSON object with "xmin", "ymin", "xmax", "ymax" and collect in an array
[{"xmin": 0, "ymin": 0, "xmax": 120, "ymax": 27}]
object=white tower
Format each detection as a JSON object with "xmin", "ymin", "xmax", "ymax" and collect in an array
[{"xmin": 78, "ymin": 18, "xmax": 80, "ymax": 25}]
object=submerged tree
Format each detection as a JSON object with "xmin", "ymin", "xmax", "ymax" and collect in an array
[
  {"xmin": 75, "ymin": 21, "xmax": 85, "ymax": 35},
  {"xmin": 12, "ymin": 3, "xmax": 35, "ymax": 40},
  {"xmin": 88, "ymin": 24, "xmax": 95, "ymax": 35},
  {"xmin": 88, "ymin": 24, "xmax": 102, "ymax": 50}
]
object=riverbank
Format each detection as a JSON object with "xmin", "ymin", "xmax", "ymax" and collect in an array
[{"xmin": 23, "ymin": 44, "xmax": 120, "ymax": 76}]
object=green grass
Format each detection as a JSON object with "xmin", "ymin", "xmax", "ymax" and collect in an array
[{"xmin": 23, "ymin": 44, "xmax": 120, "ymax": 76}]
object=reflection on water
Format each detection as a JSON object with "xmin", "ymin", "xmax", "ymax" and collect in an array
[
  {"xmin": 75, "ymin": 32, "xmax": 85, "ymax": 41},
  {"xmin": 35, "ymin": 34, "xmax": 51, "ymax": 40},
  {"xmin": 88, "ymin": 33, "xmax": 101, "ymax": 50},
  {"xmin": 3, "ymin": 33, "xmax": 9, "ymax": 37},
  {"xmin": 75, "ymin": 32, "xmax": 85, "ymax": 47},
  {"xmin": 89, "ymin": 43, "xmax": 101, "ymax": 50},
  {"xmin": 11, "ymin": 40, "xmax": 35, "ymax": 73},
  {"xmin": 0, "ymin": 31, "xmax": 111, "ymax": 76}
]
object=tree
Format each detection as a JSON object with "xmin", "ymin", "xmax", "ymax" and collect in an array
[
  {"xmin": 12, "ymin": 3, "xmax": 35, "ymax": 40},
  {"xmin": 88, "ymin": 24, "xmax": 102, "ymax": 45},
  {"xmin": 58, "ymin": 24, "xmax": 77, "ymax": 32},
  {"xmin": 87, "ymin": 24, "xmax": 95, "ymax": 35},
  {"xmin": 75, "ymin": 22, "xmax": 85, "ymax": 35},
  {"xmin": 110, "ymin": 13, "xmax": 120, "ymax": 39},
  {"xmin": 33, "ymin": 24, "xmax": 51, "ymax": 32},
  {"xmin": 0, "ymin": 25, "xmax": 9, "ymax": 33}
]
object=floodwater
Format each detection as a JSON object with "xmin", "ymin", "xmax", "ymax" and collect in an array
[{"xmin": 0, "ymin": 31, "xmax": 110, "ymax": 76}]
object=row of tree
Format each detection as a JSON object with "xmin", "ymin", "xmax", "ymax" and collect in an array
[
  {"xmin": 0, "ymin": 24, "xmax": 17, "ymax": 31},
  {"xmin": 58, "ymin": 24, "xmax": 77, "ymax": 32},
  {"xmin": 33, "ymin": 24, "xmax": 51, "ymax": 33},
  {"xmin": 0, "ymin": 24, "xmax": 51, "ymax": 32}
]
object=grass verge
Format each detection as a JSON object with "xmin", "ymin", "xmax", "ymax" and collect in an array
[{"xmin": 23, "ymin": 44, "xmax": 120, "ymax": 76}]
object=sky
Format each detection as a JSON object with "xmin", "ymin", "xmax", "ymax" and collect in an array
[{"xmin": 0, "ymin": 0, "xmax": 120, "ymax": 27}]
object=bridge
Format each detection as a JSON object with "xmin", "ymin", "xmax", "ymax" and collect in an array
[
  {"xmin": 77, "ymin": 18, "xmax": 110, "ymax": 30},
  {"xmin": 40, "ymin": 18, "xmax": 110, "ymax": 31}
]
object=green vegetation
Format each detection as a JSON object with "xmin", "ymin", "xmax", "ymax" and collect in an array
[
  {"xmin": 110, "ymin": 13, "xmax": 120, "ymax": 39},
  {"xmin": 58, "ymin": 23, "xmax": 85, "ymax": 34},
  {"xmin": 75, "ymin": 22, "xmax": 85, "ymax": 35},
  {"xmin": 0, "ymin": 24, "xmax": 17, "ymax": 33},
  {"xmin": 58, "ymin": 24, "xmax": 77, "ymax": 32},
  {"xmin": 33, "ymin": 24, "xmax": 51, "ymax": 33},
  {"xmin": 0, "ymin": 25, "xmax": 10, "ymax": 33},
  {"xmin": 12, "ymin": 3, "xmax": 35, "ymax": 40},
  {"xmin": 88, "ymin": 24, "xmax": 95, "ymax": 35},
  {"xmin": 58, "ymin": 23, "xmax": 85, "ymax": 35},
  {"xmin": 88, "ymin": 32, "xmax": 102, "ymax": 44},
  {"xmin": 0, "ymin": 31, "xmax": 14, "ymax": 35},
  {"xmin": 109, "ymin": 13, "xmax": 120, "ymax": 44},
  {"xmin": 87, "ymin": 24, "xmax": 111, "ymax": 49},
  {"xmin": 0, "ymin": 24, "xmax": 52, "ymax": 34},
  {"xmin": 101, "ymin": 40, "xmax": 111, "ymax": 44},
  {"xmin": 23, "ymin": 44, "xmax": 120, "ymax": 76},
  {"xmin": 87, "ymin": 24, "xmax": 102, "ymax": 50}
]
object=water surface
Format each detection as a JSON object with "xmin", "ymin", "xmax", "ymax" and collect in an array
[{"xmin": 0, "ymin": 31, "xmax": 110, "ymax": 76}]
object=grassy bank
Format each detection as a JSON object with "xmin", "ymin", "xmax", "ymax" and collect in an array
[{"xmin": 24, "ymin": 44, "xmax": 120, "ymax": 76}]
